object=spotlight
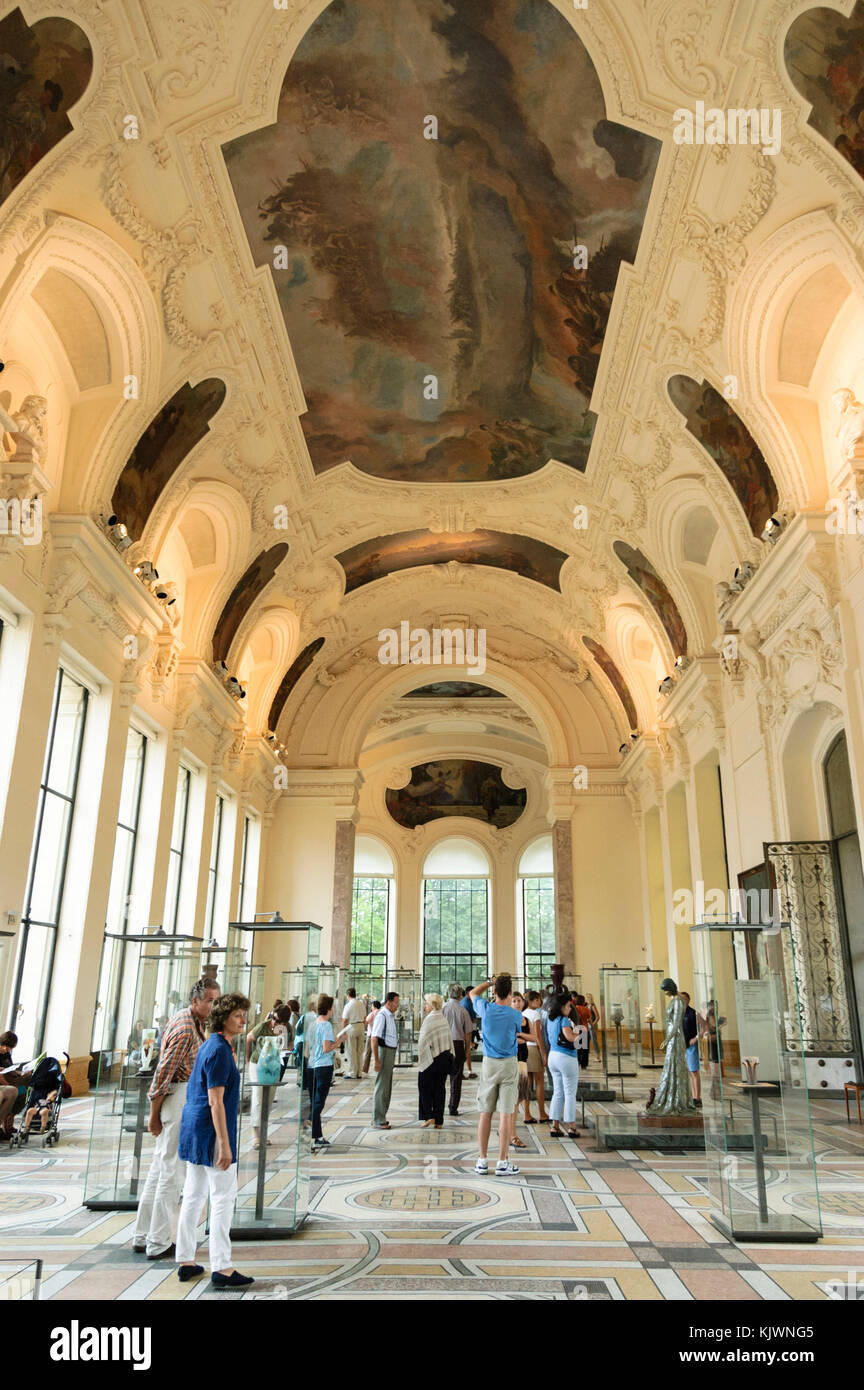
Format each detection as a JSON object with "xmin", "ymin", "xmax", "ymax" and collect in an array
[
  {"xmin": 734, "ymin": 561, "xmax": 757, "ymax": 586},
  {"xmin": 761, "ymin": 514, "xmax": 786, "ymax": 544},
  {"xmin": 658, "ymin": 675, "xmax": 676, "ymax": 696},
  {"xmin": 133, "ymin": 560, "xmax": 159, "ymax": 585},
  {"xmin": 674, "ymin": 655, "xmax": 691, "ymax": 672},
  {"xmin": 152, "ymin": 580, "xmax": 177, "ymax": 605},
  {"xmin": 618, "ymin": 743, "xmax": 629, "ymax": 756},
  {"xmin": 266, "ymin": 731, "xmax": 277, "ymax": 744},
  {"xmin": 105, "ymin": 514, "xmax": 132, "ymax": 553},
  {"xmin": 629, "ymin": 732, "xmax": 639, "ymax": 743}
]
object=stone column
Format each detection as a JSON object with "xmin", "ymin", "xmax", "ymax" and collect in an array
[
  {"xmin": 552, "ymin": 819, "xmax": 575, "ymax": 972},
  {"xmin": 330, "ymin": 818, "xmax": 357, "ymax": 968}
]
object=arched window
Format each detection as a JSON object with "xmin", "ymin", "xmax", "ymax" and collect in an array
[
  {"xmin": 351, "ymin": 836, "xmax": 393, "ymax": 994},
  {"xmin": 824, "ymin": 733, "xmax": 864, "ymax": 1053},
  {"xmin": 518, "ymin": 836, "xmax": 556, "ymax": 989},
  {"xmin": 422, "ymin": 837, "xmax": 490, "ymax": 996}
]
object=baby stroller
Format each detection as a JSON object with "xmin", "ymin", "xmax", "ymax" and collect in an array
[{"xmin": 10, "ymin": 1053, "xmax": 70, "ymax": 1149}]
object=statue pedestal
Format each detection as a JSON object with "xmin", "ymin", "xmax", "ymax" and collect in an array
[{"xmin": 638, "ymin": 1112, "xmax": 703, "ymax": 1129}]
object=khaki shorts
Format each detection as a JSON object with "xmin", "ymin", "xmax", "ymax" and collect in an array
[
  {"xmin": 477, "ymin": 1056, "xmax": 519, "ymax": 1114},
  {"xmin": 526, "ymin": 1046, "xmax": 544, "ymax": 1074}
]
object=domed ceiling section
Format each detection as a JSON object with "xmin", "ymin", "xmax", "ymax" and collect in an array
[
  {"xmin": 223, "ymin": 0, "xmax": 660, "ymax": 481},
  {"xmin": 613, "ymin": 541, "xmax": 687, "ymax": 659},
  {"xmin": 211, "ymin": 542, "xmax": 290, "ymax": 664},
  {"xmin": 337, "ymin": 529, "xmax": 568, "ymax": 592}
]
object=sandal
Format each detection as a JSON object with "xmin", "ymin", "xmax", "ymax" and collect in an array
[
  {"xmin": 524, "ymin": 1117, "xmax": 537, "ymax": 1124},
  {"xmin": 549, "ymin": 1126, "xmax": 563, "ymax": 1137},
  {"xmin": 511, "ymin": 1136, "xmax": 527, "ymax": 1148},
  {"xmin": 566, "ymin": 1129, "xmax": 581, "ymax": 1139}
]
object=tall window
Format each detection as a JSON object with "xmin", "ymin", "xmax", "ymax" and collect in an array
[
  {"xmin": 205, "ymin": 794, "xmax": 225, "ymax": 939},
  {"xmin": 236, "ymin": 814, "xmax": 260, "ymax": 922},
  {"xmin": 163, "ymin": 765, "xmax": 191, "ymax": 933},
  {"xmin": 11, "ymin": 669, "xmax": 89, "ymax": 1054},
  {"xmin": 518, "ymin": 835, "xmax": 556, "ymax": 989},
  {"xmin": 92, "ymin": 727, "xmax": 148, "ymax": 1049},
  {"xmin": 522, "ymin": 877, "xmax": 555, "ymax": 988},
  {"xmin": 423, "ymin": 879, "xmax": 489, "ymax": 995},
  {"xmin": 350, "ymin": 877, "xmax": 389, "ymax": 983}
]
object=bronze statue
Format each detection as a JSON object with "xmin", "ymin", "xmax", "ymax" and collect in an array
[{"xmin": 644, "ymin": 977, "xmax": 698, "ymax": 1118}]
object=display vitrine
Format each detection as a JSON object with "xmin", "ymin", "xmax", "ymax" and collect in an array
[
  {"xmin": 84, "ymin": 933, "xmax": 200, "ymax": 1209},
  {"xmin": 226, "ymin": 917, "xmax": 321, "ymax": 1236},
  {"xmin": 599, "ymin": 966, "xmax": 638, "ymax": 1094},
  {"xmin": 690, "ymin": 920, "xmax": 821, "ymax": 1242},
  {"xmin": 387, "ymin": 967, "xmax": 421, "ymax": 1066},
  {"xmin": 635, "ymin": 968, "xmax": 665, "ymax": 1069}
]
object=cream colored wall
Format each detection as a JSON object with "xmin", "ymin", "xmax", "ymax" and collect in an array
[{"xmin": 570, "ymin": 795, "xmax": 645, "ymax": 993}]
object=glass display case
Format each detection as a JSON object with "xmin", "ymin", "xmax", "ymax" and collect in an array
[
  {"xmin": 0, "ymin": 1260, "xmax": 42, "ymax": 1301},
  {"xmin": 226, "ymin": 918, "xmax": 321, "ymax": 1237},
  {"xmin": 690, "ymin": 920, "xmax": 821, "ymax": 1242},
  {"xmin": 635, "ymin": 968, "xmax": 665, "ymax": 1069},
  {"xmin": 84, "ymin": 933, "xmax": 201, "ymax": 1209},
  {"xmin": 387, "ymin": 967, "xmax": 421, "ymax": 1066},
  {"xmin": 599, "ymin": 966, "xmax": 638, "ymax": 1094}
]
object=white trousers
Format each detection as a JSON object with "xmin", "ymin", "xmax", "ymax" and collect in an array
[
  {"xmin": 548, "ymin": 1050, "xmax": 580, "ymax": 1124},
  {"xmin": 175, "ymin": 1161, "xmax": 238, "ymax": 1273},
  {"xmin": 133, "ymin": 1083, "xmax": 187, "ymax": 1255}
]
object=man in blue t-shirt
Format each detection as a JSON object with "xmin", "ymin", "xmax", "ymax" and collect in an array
[{"xmin": 469, "ymin": 975, "xmax": 521, "ymax": 1178}]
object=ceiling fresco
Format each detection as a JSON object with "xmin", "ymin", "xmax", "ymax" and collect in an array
[
  {"xmin": 613, "ymin": 541, "xmax": 688, "ymax": 659},
  {"xmin": 337, "ymin": 528, "xmax": 568, "ymax": 592},
  {"xmin": 211, "ymin": 543, "xmax": 290, "ymax": 664},
  {"xmin": 582, "ymin": 636, "xmax": 638, "ymax": 730},
  {"xmin": 786, "ymin": 1, "xmax": 864, "ymax": 181},
  {"xmin": 386, "ymin": 758, "xmax": 526, "ymax": 828},
  {"xmin": 0, "ymin": 7, "xmax": 92, "ymax": 208},
  {"xmin": 223, "ymin": 0, "xmax": 659, "ymax": 482},
  {"xmin": 268, "ymin": 637, "xmax": 326, "ymax": 730},
  {"xmin": 667, "ymin": 375, "xmax": 778, "ymax": 537},
  {"xmin": 111, "ymin": 379, "xmax": 226, "ymax": 541},
  {"xmin": 404, "ymin": 681, "xmax": 504, "ymax": 698}
]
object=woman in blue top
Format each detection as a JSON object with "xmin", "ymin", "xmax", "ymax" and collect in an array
[
  {"xmin": 546, "ymin": 991, "xmax": 581, "ymax": 1139},
  {"xmin": 175, "ymin": 992, "xmax": 254, "ymax": 1291},
  {"xmin": 310, "ymin": 993, "xmax": 338, "ymax": 1151}
]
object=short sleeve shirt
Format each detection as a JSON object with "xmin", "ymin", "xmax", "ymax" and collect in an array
[
  {"xmin": 473, "ymin": 997, "xmax": 520, "ymax": 1059},
  {"xmin": 178, "ymin": 1033, "xmax": 239, "ymax": 1166},
  {"xmin": 311, "ymin": 1018, "xmax": 335, "ymax": 1069},
  {"xmin": 548, "ymin": 1013, "xmax": 576, "ymax": 1056}
]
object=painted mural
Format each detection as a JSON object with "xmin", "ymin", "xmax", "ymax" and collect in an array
[
  {"xmin": 222, "ymin": 0, "xmax": 659, "ymax": 482},
  {"xmin": 212, "ymin": 543, "xmax": 290, "ymax": 664},
  {"xmin": 582, "ymin": 636, "xmax": 638, "ymax": 731},
  {"xmin": 668, "ymin": 375, "xmax": 778, "ymax": 537},
  {"xmin": 111, "ymin": 379, "xmax": 226, "ymax": 541},
  {"xmin": 386, "ymin": 759, "xmax": 526, "ymax": 829},
  {"xmin": 786, "ymin": 2, "xmax": 864, "ymax": 181},
  {"xmin": 613, "ymin": 541, "xmax": 687, "ymax": 659},
  {"xmin": 0, "ymin": 8, "xmax": 92, "ymax": 207},
  {"xmin": 268, "ymin": 637, "xmax": 326, "ymax": 731},
  {"xmin": 338, "ymin": 529, "xmax": 567, "ymax": 593},
  {"xmin": 405, "ymin": 682, "xmax": 503, "ymax": 698}
]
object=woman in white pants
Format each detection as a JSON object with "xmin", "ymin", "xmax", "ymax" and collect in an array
[
  {"xmin": 175, "ymin": 992, "xmax": 254, "ymax": 1291},
  {"xmin": 545, "ymin": 992, "xmax": 581, "ymax": 1139}
]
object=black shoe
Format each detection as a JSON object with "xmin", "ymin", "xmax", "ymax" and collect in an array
[
  {"xmin": 147, "ymin": 1243, "xmax": 175, "ymax": 1261},
  {"xmin": 449, "ymin": 1110, "xmax": 459, "ymax": 1116},
  {"xmin": 177, "ymin": 1264, "xmax": 203, "ymax": 1282},
  {"xmin": 693, "ymin": 1098, "xmax": 703, "ymax": 1108},
  {"xmin": 211, "ymin": 1270, "xmax": 254, "ymax": 1289}
]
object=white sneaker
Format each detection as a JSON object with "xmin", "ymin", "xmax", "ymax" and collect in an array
[
  {"xmin": 474, "ymin": 1158, "xmax": 488, "ymax": 1174},
  {"xmin": 495, "ymin": 1160, "xmax": 520, "ymax": 1176}
]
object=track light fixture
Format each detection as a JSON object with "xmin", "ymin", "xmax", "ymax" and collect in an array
[
  {"xmin": 761, "ymin": 513, "xmax": 787, "ymax": 544},
  {"xmin": 658, "ymin": 675, "xmax": 676, "ymax": 696},
  {"xmin": 105, "ymin": 514, "xmax": 132, "ymax": 553},
  {"xmin": 133, "ymin": 560, "xmax": 159, "ymax": 585}
]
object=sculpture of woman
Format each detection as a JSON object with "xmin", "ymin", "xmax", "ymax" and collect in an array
[{"xmin": 644, "ymin": 977, "xmax": 698, "ymax": 1118}]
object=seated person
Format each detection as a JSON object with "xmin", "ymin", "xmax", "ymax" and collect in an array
[
  {"xmin": 0, "ymin": 1032, "xmax": 26, "ymax": 1138},
  {"xmin": 21, "ymin": 1088, "xmax": 58, "ymax": 1135}
]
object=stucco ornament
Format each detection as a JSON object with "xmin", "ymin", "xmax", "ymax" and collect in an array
[{"xmin": 833, "ymin": 388, "xmax": 864, "ymax": 466}]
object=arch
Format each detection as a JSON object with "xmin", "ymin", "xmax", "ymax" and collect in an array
[
  {"xmin": 667, "ymin": 374, "xmax": 779, "ymax": 538},
  {"xmin": 268, "ymin": 637, "xmax": 326, "ymax": 731},
  {"xmin": 784, "ymin": 3, "xmax": 864, "ymax": 186},
  {"xmin": 110, "ymin": 377, "xmax": 227, "ymax": 541},
  {"xmin": 779, "ymin": 699, "xmax": 844, "ymax": 839},
  {"xmin": 233, "ymin": 606, "xmax": 302, "ymax": 735},
  {"xmin": 337, "ymin": 529, "xmax": 568, "ymax": 593},
  {"xmin": 612, "ymin": 539, "xmax": 688, "ymax": 658},
  {"xmin": 211, "ymin": 543, "xmax": 291, "ymax": 664},
  {"xmin": 518, "ymin": 833, "xmax": 554, "ymax": 875},
  {"xmin": 582, "ymin": 636, "xmax": 638, "ymax": 732},
  {"xmin": 355, "ymin": 833, "xmax": 395, "ymax": 875},
  {"xmin": 423, "ymin": 836, "xmax": 491, "ymax": 877}
]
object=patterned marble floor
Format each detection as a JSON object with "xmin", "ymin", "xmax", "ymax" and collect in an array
[{"xmin": 2, "ymin": 1068, "xmax": 863, "ymax": 1301}]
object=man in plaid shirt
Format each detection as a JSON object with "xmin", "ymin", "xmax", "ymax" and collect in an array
[{"xmin": 132, "ymin": 977, "xmax": 219, "ymax": 1259}]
